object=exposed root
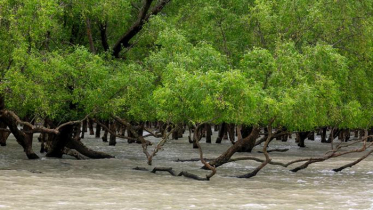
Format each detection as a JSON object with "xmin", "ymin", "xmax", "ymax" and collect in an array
[{"xmin": 63, "ymin": 148, "xmax": 87, "ymax": 160}]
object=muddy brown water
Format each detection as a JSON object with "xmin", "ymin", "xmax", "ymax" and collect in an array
[{"xmin": 1, "ymin": 132, "xmax": 372, "ymax": 209}]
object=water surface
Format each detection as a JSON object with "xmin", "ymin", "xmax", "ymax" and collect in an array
[{"xmin": 1, "ymin": 133, "xmax": 372, "ymax": 209}]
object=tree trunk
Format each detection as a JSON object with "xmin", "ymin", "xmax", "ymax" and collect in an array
[
  {"xmin": 102, "ymin": 121, "xmax": 109, "ymax": 142},
  {"xmin": 227, "ymin": 123, "xmax": 235, "ymax": 144},
  {"xmin": 298, "ymin": 131, "xmax": 310, "ymax": 147},
  {"xmin": 237, "ymin": 125, "xmax": 254, "ymax": 152},
  {"xmin": 81, "ymin": 119, "xmax": 87, "ymax": 139},
  {"xmin": 109, "ymin": 121, "xmax": 116, "ymax": 146},
  {"xmin": 0, "ymin": 121, "xmax": 9, "ymax": 146},
  {"xmin": 95, "ymin": 121, "xmax": 101, "ymax": 138},
  {"xmin": 66, "ymin": 138, "xmax": 114, "ymax": 159},
  {"xmin": 307, "ymin": 132, "xmax": 315, "ymax": 141},
  {"xmin": 215, "ymin": 123, "xmax": 227, "ymax": 143},
  {"xmin": 88, "ymin": 119, "xmax": 94, "ymax": 135},
  {"xmin": 205, "ymin": 127, "xmax": 260, "ymax": 168},
  {"xmin": 205, "ymin": 123, "xmax": 212, "ymax": 143},
  {"xmin": 0, "ymin": 112, "xmax": 39, "ymax": 159},
  {"xmin": 46, "ymin": 124, "xmax": 74, "ymax": 158},
  {"xmin": 327, "ymin": 128, "xmax": 340, "ymax": 143},
  {"xmin": 321, "ymin": 127, "xmax": 327, "ymax": 143}
]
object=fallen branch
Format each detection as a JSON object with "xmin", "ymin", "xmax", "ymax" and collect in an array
[
  {"xmin": 174, "ymin": 158, "xmax": 213, "ymax": 162},
  {"xmin": 333, "ymin": 149, "xmax": 373, "ymax": 172},
  {"xmin": 258, "ymin": 148, "xmax": 289, "ymax": 153},
  {"xmin": 228, "ymin": 156, "xmax": 287, "ymax": 167},
  {"xmin": 151, "ymin": 167, "xmax": 177, "ymax": 176},
  {"xmin": 290, "ymin": 139, "xmax": 373, "ymax": 172}
]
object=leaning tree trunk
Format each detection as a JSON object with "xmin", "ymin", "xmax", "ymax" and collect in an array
[
  {"xmin": 204, "ymin": 127, "xmax": 260, "ymax": 169},
  {"xmin": 66, "ymin": 138, "xmax": 114, "ymax": 159},
  {"xmin": 46, "ymin": 123, "xmax": 114, "ymax": 159},
  {"xmin": 0, "ymin": 111, "xmax": 39, "ymax": 159}
]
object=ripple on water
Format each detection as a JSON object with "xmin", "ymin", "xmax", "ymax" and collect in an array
[{"xmin": 241, "ymin": 203, "xmax": 268, "ymax": 209}]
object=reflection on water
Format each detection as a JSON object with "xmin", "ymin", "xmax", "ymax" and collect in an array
[{"xmin": 1, "ymin": 133, "xmax": 373, "ymax": 209}]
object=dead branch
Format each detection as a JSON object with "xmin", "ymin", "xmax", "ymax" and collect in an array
[
  {"xmin": 174, "ymin": 158, "xmax": 213, "ymax": 162},
  {"xmin": 147, "ymin": 124, "xmax": 175, "ymax": 165},
  {"xmin": 113, "ymin": 116, "xmax": 151, "ymax": 160},
  {"xmin": 151, "ymin": 167, "xmax": 177, "ymax": 176},
  {"xmin": 290, "ymin": 139, "xmax": 373, "ymax": 172},
  {"xmin": 228, "ymin": 157, "xmax": 287, "ymax": 167},
  {"xmin": 192, "ymin": 122, "xmax": 216, "ymax": 180},
  {"xmin": 236, "ymin": 119, "xmax": 274, "ymax": 178},
  {"xmin": 258, "ymin": 148, "xmax": 289, "ymax": 153},
  {"xmin": 333, "ymin": 149, "xmax": 373, "ymax": 172}
]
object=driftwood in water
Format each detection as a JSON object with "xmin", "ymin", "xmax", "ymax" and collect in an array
[
  {"xmin": 257, "ymin": 148, "xmax": 289, "ymax": 153},
  {"xmin": 133, "ymin": 166, "xmax": 210, "ymax": 181},
  {"xmin": 333, "ymin": 149, "xmax": 373, "ymax": 172}
]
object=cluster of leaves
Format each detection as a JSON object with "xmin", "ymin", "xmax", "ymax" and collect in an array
[{"xmin": 1, "ymin": 0, "xmax": 373, "ymax": 132}]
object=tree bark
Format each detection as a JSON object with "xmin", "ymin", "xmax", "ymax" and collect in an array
[
  {"xmin": 81, "ymin": 119, "xmax": 87, "ymax": 139},
  {"xmin": 112, "ymin": 0, "xmax": 171, "ymax": 58},
  {"xmin": 95, "ymin": 121, "xmax": 101, "ymax": 138},
  {"xmin": 109, "ymin": 121, "xmax": 116, "ymax": 146},
  {"xmin": 237, "ymin": 125, "xmax": 254, "ymax": 152},
  {"xmin": 88, "ymin": 119, "xmax": 94, "ymax": 135},
  {"xmin": 85, "ymin": 18, "xmax": 96, "ymax": 54},
  {"xmin": 215, "ymin": 123, "xmax": 227, "ymax": 143},
  {"xmin": 102, "ymin": 121, "xmax": 109, "ymax": 142},
  {"xmin": 0, "ymin": 111, "xmax": 39, "ymax": 159},
  {"xmin": 46, "ymin": 124, "xmax": 74, "ymax": 158},
  {"xmin": 227, "ymin": 123, "xmax": 235, "ymax": 144},
  {"xmin": 205, "ymin": 123, "xmax": 212, "ymax": 143},
  {"xmin": 0, "ymin": 121, "xmax": 9, "ymax": 146},
  {"xmin": 204, "ymin": 127, "xmax": 260, "ymax": 169},
  {"xmin": 99, "ymin": 23, "xmax": 109, "ymax": 51},
  {"xmin": 321, "ymin": 127, "xmax": 327, "ymax": 143},
  {"xmin": 298, "ymin": 131, "xmax": 310, "ymax": 147},
  {"xmin": 66, "ymin": 138, "xmax": 114, "ymax": 159}
]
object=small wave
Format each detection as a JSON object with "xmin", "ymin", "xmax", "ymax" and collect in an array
[{"xmin": 241, "ymin": 203, "xmax": 268, "ymax": 209}]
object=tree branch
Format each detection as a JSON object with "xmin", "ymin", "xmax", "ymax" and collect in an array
[{"xmin": 112, "ymin": 0, "xmax": 171, "ymax": 58}]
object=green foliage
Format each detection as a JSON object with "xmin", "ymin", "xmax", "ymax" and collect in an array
[{"xmin": 1, "ymin": 0, "xmax": 373, "ymax": 131}]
